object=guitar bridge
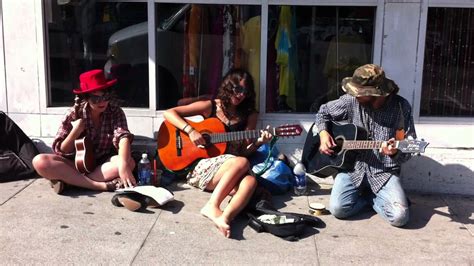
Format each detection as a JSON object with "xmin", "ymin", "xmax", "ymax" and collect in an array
[{"xmin": 175, "ymin": 129, "xmax": 182, "ymax": 157}]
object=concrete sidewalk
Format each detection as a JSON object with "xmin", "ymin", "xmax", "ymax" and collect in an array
[{"xmin": 0, "ymin": 178, "xmax": 473, "ymax": 265}]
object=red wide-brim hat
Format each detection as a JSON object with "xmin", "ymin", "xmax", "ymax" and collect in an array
[{"xmin": 73, "ymin": 69, "xmax": 117, "ymax": 94}]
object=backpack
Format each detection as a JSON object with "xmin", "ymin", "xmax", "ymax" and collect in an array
[
  {"xmin": 0, "ymin": 111, "xmax": 39, "ymax": 182},
  {"xmin": 249, "ymin": 140, "xmax": 294, "ymax": 195},
  {"xmin": 247, "ymin": 200, "xmax": 325, "ymax": 241}
]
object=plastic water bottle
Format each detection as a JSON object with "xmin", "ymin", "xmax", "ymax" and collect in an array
[
  {"xmin": 138, "ymin": 153, "xmax": 151, "ymax": 185},
  {"xmin": 293, "ymin": 162, "xmax": 307, "ymax": 196}
]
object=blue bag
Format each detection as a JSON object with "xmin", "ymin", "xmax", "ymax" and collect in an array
[{"xmin": 249, "ymin": 140, "xmax": 294, "ymax": 195}]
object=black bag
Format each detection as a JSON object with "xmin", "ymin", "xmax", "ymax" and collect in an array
[
  {"xmin": 0, "ymin": 111, "xmax": 39, "ymax": 182},
  {"xmin": 247, "ymin": 200, "xmax": 324, "ymax": 241},
  {"xmin": 301, "ymin": 122, "xmax": 320, "ymax": 175}
]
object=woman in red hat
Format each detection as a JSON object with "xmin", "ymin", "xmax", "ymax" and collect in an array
[{"xmin": 33, "ymin": 69, "xmax": 136, "ymax": 194}]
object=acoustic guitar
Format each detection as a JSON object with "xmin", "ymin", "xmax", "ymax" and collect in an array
[
  {"xmin": 302, "ymin": 121, "xmax": 429, "ymax": 178},
  {"xmin": 73, "ymin": 96, "xmax": 96, "ymax": 174},
  {"xmin": 157, "ymin": 117, "xmax": 303, "ymax": 172}
]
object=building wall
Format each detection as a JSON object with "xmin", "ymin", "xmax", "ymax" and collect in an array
[{"xmin": 1, "ymin": 0, "xmax": 473, "ymax": 195}]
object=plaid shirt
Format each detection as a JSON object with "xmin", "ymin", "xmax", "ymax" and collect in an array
[
  {"xmin": 52, "ymin": 103, "xmax": 133, "ymax": 161},
  {"xmin": 315, "ymin": 94, "xmax": 416, "ymax": 193}
]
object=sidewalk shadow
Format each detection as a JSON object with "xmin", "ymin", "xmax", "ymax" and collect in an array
[
  {"xmin": 401, "ymin": 155, "xmax": 474, "ymax": 229},
  {"xmin": 59, "ymin": 187, "xmax": 102, "ymax": 198}
]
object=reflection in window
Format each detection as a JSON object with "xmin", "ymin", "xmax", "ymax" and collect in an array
[
  {"xmin": 46, "ymin": 1, "xmax": 147, "ymax": 107},
  {"xmin": 421, "ymin": 8, "xmax": 473, "ymax": 117},
  {"xmin": 266, "ymin": 6, "xmax": 375, "ymax": 113},
  {"xmin": 153, "ymin": 4, "xmax": 261, "ymax": 110}
]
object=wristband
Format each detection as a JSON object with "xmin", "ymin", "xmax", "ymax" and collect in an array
[
  {"xmin": 187, "ymin": 127, "xmax": 195, "ymax": 134},
  {"xmin": 182, "ymin": 124, "xmax": 190, "ymax": 132}
]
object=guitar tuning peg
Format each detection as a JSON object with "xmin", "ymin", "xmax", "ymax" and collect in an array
[
  {"xmin": 421, "ymin": 138, "xmax": 425, "ymax": 141},
  {"xmin": 415, "ymin": 152, "xmax": 421, "ymax": 156}
]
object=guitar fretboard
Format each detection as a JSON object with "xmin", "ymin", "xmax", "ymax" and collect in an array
[
  {"xmin": 209, "ymin": 129, "xmax": 272, "ymax": 143},
  {"xmin": 342, "ymin": 140, "xmax": 390, "ymax": 150}
]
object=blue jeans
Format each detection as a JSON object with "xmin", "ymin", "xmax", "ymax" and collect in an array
[{"xmin": 329, "ymin": 172, "xmax": 409, "ymax": 227}]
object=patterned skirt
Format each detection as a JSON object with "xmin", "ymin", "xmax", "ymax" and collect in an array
[{"xmin": 186, "ymin": 154, "xmax": 236, "ymax": 190}]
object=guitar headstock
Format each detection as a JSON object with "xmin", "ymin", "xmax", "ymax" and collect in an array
[
  {"xmin": 397, "ymin": 139, "xmax": 429, "ymax": 154},
  {"xmin": 274, "ymin": 124, "xmax": 303, "ymax": 137}
]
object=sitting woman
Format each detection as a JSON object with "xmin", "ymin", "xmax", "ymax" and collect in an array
[
  {"xmin": 163, "ymin": 68, "xmax": 272, "ymax": 238},
  {"xmin": 33, "ymin": 69, "xmax": 136, "ymax": 194}
]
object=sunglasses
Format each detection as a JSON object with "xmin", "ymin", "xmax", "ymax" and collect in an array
[
  {"xmin": 88, "ymin": 92, "xmax": 112, "ymax": 104},
  {"xmin": 232, "ymin": 84, "xmax": 248, "ymax": 96}
]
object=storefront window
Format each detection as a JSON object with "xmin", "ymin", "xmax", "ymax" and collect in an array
[
  {"xmin": 46, "ymin": 1, "xmax": 147, "ymax": 107},
  {"xmin": 266, "ymin": 6, "xmax": 375, "ymax": 113},
  {"xmin": 421, "ymin": 8, "xmax": 473, "ymax": 117},
  {"xmin": 153, "ymin": 3, "xmax": 261, "ymax": 110}
]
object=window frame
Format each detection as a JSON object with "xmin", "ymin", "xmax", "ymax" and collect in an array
[
  {"xmin": 39, "ymin": 0, "xmax": 383, "ymax": 120},
  {"xmin": 414, "ymin": 0, "xmax": 474, "ymax": 124}
]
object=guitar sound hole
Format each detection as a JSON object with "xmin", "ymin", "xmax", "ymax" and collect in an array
[{"xmin": 202, "ymin": 134, "xmax": 211, "ymax": 147}]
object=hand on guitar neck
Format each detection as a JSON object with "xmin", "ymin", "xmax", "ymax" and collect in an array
[{"xmin": 72, "ymin": 99, "xmax": 96, "ymax": 174}]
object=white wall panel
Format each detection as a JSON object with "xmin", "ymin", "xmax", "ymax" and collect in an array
[
  {"xmin": 3, "ymin": 0, "xmax": 41, "ymax": 113},
  {"xmin": 8, "ymin": 113, "xmax": 41, "ymax": 137},
  {"xmin": 128, "ymin": 116, "xmax": 155, "ymax": 139},
  {"xmin": 40, "ymin": 114, "xmax": 64, "ymax": 138},
  {"xmin": 0, "ymin": 3, "xmax": 7, "ymax": 112},
  {"xmin": 381, "ymin": 2, "xmax": 421, "ymax": 105}
]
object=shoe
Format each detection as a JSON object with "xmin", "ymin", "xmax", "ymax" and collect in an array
[
  {"xmin": 50, "ymin": 180, "xmax": 64, "ymax": 194},
  {"xmin": 111, "ymin": 194, "xmax": 146, "ymax": 212},
  {"xmin": 111, "ymin": 187, "xmax": 174, "ymax": 212}
]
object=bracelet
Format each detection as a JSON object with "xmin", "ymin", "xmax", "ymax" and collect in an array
[
  {"xmin": 182, "ymin": 124, "xmax": 190, "ymax": 132},
  {"xmin": 187, "ymin": 127, "xmax": 195, "ymax": 134}
]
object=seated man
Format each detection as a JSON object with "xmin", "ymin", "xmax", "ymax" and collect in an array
[{"xmin": 315, "ymin": 64, "xmax": 416, "ymax": 227}]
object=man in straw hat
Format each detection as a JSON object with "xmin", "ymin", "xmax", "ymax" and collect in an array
[
  {"xmin": 314, "ymin": 64, "xmax": 417, "ymax": 227},
  {"xmin": 33, "ymin": 69, "xmax": 136, "ymax": 194}
]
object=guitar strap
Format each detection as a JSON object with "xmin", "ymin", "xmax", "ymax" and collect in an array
[
  {"xmin": 360, "ymin": 106, "xmax": 373, "ymax": 140},
  {"xmin": 253, "ymin": 137, "xmax": 279, "ymax": 176},
  {"xmin": 396, "ymin": 102, "xmax": 405, "ymax": 140},
  {"xmin": 360, "ymin": 100, "xmax": 405, "ymax": 140}
]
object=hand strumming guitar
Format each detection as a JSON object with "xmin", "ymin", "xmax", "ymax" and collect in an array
[
  {"xmin": 318, "ymin": 130, "xmax": 336, "ymax": 155},
  {"xmin": 188, "ymin": 128, "xmax": 206, "ymax": 148}
]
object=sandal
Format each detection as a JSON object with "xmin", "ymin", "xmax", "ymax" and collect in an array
[
  {"xmin": 50, "ymin": 180, "xmax": 65, "ymax": 194},
  {"xmin": 105, "ymin": 178, "xmax": 123, "ymax": 192}
]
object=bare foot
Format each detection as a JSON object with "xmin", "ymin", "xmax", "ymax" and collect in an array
[
  {"xmin": 214, "ymin": 216, "xmax": 231, "ymax": 238},
  {"xmin": 200, "ymin": 204, "xmax": 231, "ymax": 238},
  {"xmin": 200, "ymin": 203, "xmax": 222, "ymax": 220}
]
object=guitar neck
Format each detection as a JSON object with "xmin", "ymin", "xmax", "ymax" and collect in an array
[
  {"xmin": 342, "ymin": 140, "xmax": 395, "ymax": 150},
  {"xmin": 208, "ymin": 129, "xmax": 273, "ymax": 144}
]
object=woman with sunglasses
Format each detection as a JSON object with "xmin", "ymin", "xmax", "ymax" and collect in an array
[
  {"xmin": 33, "ymin": 69, "xmax": 136, "ymax": 194},
  {"xmin": 163, "ymin": 68, "xmax": 272, "ymax": 238}
]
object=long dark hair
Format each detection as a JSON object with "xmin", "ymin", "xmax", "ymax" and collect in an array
[{"xmin": 216, "ymin": 68, "xmax": 257, "ymax": 119}]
